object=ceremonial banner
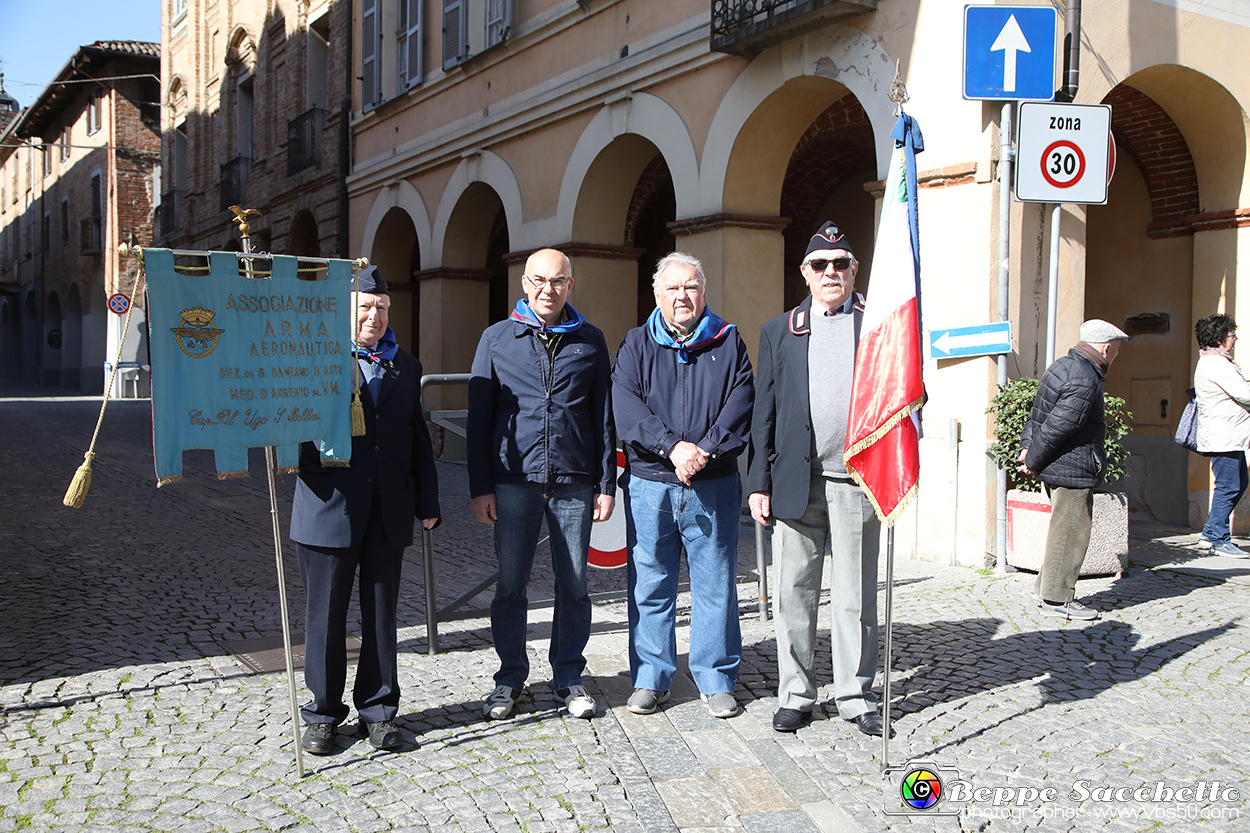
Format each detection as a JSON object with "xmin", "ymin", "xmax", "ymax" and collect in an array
[
  {"xmin": 145, "ymin": 249, "xmax": 355, "ymax": 484},
  {"xmin": 843, "ymin": 113, "xmax": 925, "ymax": 525}
]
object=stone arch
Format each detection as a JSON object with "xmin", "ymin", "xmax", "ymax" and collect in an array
[
  {"xmin": 700, "ymin": 25, "xmax": 898, "ymax": 216},
  {"xmin": 367, "ymin": 207, "xmax": 421, "ymax": 351},
  {"xmin": 62, "ymin": 283, "xmax": 83, "ymax": 390},
  {"xmin": 288, "ymin": 209, "xmax": 321, "ymax": 258},
  {"xmin": 361, "ymin": 178, "xmax": 431, "ymax": 265},
  {"xmin": 431, "ymin": 152, "xmax": 522, "ymax": 263},
  {"xmin": 558, "ymin": 93, "xmax": 700, "ymax": 235},
  {"xmin": 226, "ymin": 27, "xmax": 258, "ymax": 71},
  {"xmin": 0, "ymin": 298, "xmax": 19, "ymax": 380},
  {"xmin": 1084, "ymin": 66, "xmax": 1250, "ymax": 527}
]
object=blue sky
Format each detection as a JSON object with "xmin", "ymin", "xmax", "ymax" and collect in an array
[{"xmin": 0, "ymin": 0, "xmax": 161, "ymax": 106}]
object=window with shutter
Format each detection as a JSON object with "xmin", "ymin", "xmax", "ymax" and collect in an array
[
  {"xmin": 404, "ymin": 0, "xmax": 422, "ymax": 89},
  {"xmin": 442, "ymin": 0, "xmax": 464, "ymax": 70},
  {"xmin": 486, "ymin": 0, "xmax": 510, "ymax": 48},
  {"xmin": 362, "ymin": 0, "xmax": 379, "ymax": 109}
]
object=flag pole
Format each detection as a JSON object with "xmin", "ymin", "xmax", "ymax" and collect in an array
[
  {"xmin": 231, "ymin": 206, "xmax": 306, "ymax": 778},
  {"xmin": 881, "ymin": 526, "xmax": 895, "ymax": 773}
]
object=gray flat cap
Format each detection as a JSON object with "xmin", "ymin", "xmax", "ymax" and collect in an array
[{"xmin": 1079, "ymin": 319, "xmax": 1130, "ymax": 343}]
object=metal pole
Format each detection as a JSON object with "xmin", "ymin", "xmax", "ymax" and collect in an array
[
  {"xmin": 881, "ymin": 526, "xmax": 895, "ymax": 772},
  {"xmin": 755, "ymin": 521, "xmax": 769, "ymax": 622},
  {"xmin": 238, "ymin": 216, "xmax": 305, "ymax": 778},
  {"xmin": 996, "ymin": 101, "xmax": 1014, "ymax": 574},
  {"xmin": 1046, "ymin": 202, "xmax": 1062, "ymax": 367},
  {"xmin": 423, "ymin": 526, "xmax": 439, "ymax": 656}
]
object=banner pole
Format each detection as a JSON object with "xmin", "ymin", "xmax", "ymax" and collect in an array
[
  {"xmin": 234, "ymin": 207, "xmax": 305, "ymax": 777},
  {"xmin": 881, "ymin": 525, "xmax": 895, "ymax": 774}
]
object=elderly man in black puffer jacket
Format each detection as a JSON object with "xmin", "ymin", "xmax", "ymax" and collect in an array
[{"xmin": 1018, "ymin": 319, "xmax": 1130, "ymax": 621}]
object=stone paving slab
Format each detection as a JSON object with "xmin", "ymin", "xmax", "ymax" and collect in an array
[{"xmin": 2, "ymin": 381, "xmax": 1249, "ymax": 832}]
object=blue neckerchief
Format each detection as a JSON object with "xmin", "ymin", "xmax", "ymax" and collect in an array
[
  {"xmin": 646, "ymin": 307, "xmax": 735, "ymax": 364},
  {"xmin": 509, "ymin": 299, "xmax": 586, "ymax": 333},
  {"xmin": 353, "ymin": 326, "xmax": 399, "ymax": 363}
]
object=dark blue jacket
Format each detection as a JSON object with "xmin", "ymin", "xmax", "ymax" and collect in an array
[
  {"xmin": 747, "ymin": 295, "xmax": 864, "ymax": 520},
  {"xmin": 612, "ymin": 317, "xmax": 754, "ymax": 484},
  {"xmin": 290, "ymin": 348, "xmax": 441, "ymax": 548},
  {"xmin": 1020, "ymin": 347, "xmax": 1107, "ymax": 489},
  {"xmin": 467, "ymin": 311, "xmax": 615, "ymax": 497}
]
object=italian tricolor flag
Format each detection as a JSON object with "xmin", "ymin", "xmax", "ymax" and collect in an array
[{"xmin": 844, "ymin": 113, "xmax": 925, "ymax": 525}]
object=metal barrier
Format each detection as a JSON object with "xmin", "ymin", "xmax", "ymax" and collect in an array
[{"xmin": 417, "ymin": 372, "xmax": 770, "ymax": 654}]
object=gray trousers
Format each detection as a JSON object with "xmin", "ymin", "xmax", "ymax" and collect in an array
[
  {"xmin": 1040, "ymin": 485, "xmax": 1093, "ymax": 603},
  {"xmin": 773, "ymin": 476, "xmax": 880, "ymax": 718}
]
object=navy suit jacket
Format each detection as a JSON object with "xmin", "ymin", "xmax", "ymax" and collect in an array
[
  {"xmin": 290, "ymin": 348, "xmax": 440, "ymax": 549},
  {"xmin": 747, "ymin": 295, "xmax": 863, "ymax": 520}
]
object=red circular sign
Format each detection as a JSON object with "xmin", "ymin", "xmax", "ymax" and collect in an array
[
  {"xmin": 589, "ymin": 450, "xmax": 627, "ymax": 569},
  {"xmin": 1040, "ymin": 140, "xmax": 1086, "ymax": 189},
  {"xmin": 108, "ymin": 293, "xmax": 131, "ymax": 315}
]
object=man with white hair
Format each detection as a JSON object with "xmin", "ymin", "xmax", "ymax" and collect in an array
[
  {"xmin": 1019, "ymin": 318, "xmax": 1131, "ymax": 620},
  {"xmin": 612, "ymin": 251, "xmax": 754, "ymax": 718}
]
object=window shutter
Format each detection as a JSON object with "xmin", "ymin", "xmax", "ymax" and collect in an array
[
  {"xmin": 406, "ymin": 0, "xmax": 423, "ymax": 88},
  {"xmin": 486, "ymin": 0, "xmax": 511, "ymax": 49},
  {"xmin": 442, "ymin": 0, "xmax": 464, "ymax": 71},
  {"xmin": 362, "ymin": 0, "xmax": 378, "ymax": 108}
]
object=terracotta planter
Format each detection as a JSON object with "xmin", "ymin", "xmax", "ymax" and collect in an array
[{"xmin": 1005, "ymin": 489, "xmax": 1129, "ymax": 576}]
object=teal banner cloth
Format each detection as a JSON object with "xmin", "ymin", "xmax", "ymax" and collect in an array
[{"xmin": 145, "ymin": 249, "xmax": 355, "ymax": 484}]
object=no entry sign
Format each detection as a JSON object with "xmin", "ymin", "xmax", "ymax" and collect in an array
[{"xmin": 1015, "ymin": 102, "xmax": 1113, "ymax": 204}]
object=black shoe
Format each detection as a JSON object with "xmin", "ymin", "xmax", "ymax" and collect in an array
[
  {"xmin": 301, "ymin": 723, "xmax": 337, "ymax": 755},
  {"xmin": 851, "ymin": 712, "xmax": 890, "ymax": 737},
  {"xmin": 365, "ymin": 720, "xmax": 403, "ymax": 750},
  {"xmin": 772, "ymin": 708, "xmax": 808, "ymax": 732}
]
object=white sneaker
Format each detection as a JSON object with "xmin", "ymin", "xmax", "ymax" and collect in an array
[
  {"xmin": 556, "ymin": 684, "xmax": 596, "ymax": 719},
  {"xmin": 483, "ymin": 685, "xmax": 517, "ymax": 720},
  {"xmin": 701, "ymin": 691, "xmax": 738, "ymax": 718}
]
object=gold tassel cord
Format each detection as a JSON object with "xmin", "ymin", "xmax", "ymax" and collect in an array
[
  {"xmin": 350, "ymin": 264, "xmax": 366, "ymax": 436},
  {"xmin": 64, "ymin": 245, "xmax": 146, "ymax": 507}
]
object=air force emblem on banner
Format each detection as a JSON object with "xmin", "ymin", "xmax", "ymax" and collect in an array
[{"xmin": 171, "ymin": 307, "xmax": 225, "ymax": 358}]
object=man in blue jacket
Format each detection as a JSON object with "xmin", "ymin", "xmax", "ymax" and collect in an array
[
  {"xmin": 748, "ymin": 222, "xmax": 884, "ymax": 736},
  {"xmin": 613, "ymin": 252, "xmax": 754, "ymax": 719},
  {"xmin": 291, "ymin": 266, "xmax": 441, "ymax": 755},
  {"xmin": 468, "ymin": 248, "xmax": 615, "ymax": 722}
]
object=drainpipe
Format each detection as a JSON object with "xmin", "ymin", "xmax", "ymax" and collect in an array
[
  {"xmin": 338, "ymin": 2, "xmax": 353, "ymax": 259},
  {"xmin": 1056, "ymin": 0, "xmax": 1081, "ymax": 102}
]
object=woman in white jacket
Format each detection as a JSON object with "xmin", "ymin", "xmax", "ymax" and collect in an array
[{"xmin": 1194, "ymin": 313, "xmax": 1250, "ymax": 558}]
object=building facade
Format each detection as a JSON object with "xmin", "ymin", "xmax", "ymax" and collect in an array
[
  {"xmin": 0, "ymin": 42, "xmax": 160, "ymax": 395},
  {"xmin": 159, "ymin": 0, "xmax": 351, "ymax": 261},
  {"xmin": 342, "ymin": 0, "xmax": 1250, "ymax": 565}
]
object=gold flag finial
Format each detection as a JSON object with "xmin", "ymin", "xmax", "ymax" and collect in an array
[{"xmin": 229, "ymin": 205, "xmax": 262, "ymax": 239}]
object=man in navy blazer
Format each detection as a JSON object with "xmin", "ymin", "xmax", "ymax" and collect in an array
[
  {"xmin": 290, "ymin": 266, "xmax": 440, "ymax": 755},
  {"xmin": 747, "ymin": 221, "xmax": 885, "ymax": 737}
]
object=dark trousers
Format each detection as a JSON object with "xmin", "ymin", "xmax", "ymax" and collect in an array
[{"xmin": 296, "ymin": 498, "xmax": 404, "ymax": 725}]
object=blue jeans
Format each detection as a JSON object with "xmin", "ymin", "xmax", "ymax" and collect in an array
[
  {"xmin": 624, "ymin": 472, "xmax": 742, "ymax": 694},
  {"xmin": 1204, "ymin": 451, "xmax": 1249, "ymax": 544},
  {"xmin": 490, "ymin": 481, "xmax": 594, "ymax": 691}
]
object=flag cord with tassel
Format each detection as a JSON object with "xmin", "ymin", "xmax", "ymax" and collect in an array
[{"xmin": 63, "ymin": 243, "xmax": 146, "ymax": 508}]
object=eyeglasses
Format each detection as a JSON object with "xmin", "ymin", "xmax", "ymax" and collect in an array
[
  {"xmin": 805, "ymin": 257, "xmax": 853, "ymax": 273},
  {"xmin": 526, "ymin": 275, "xmax": 571, "ymax": 290}
]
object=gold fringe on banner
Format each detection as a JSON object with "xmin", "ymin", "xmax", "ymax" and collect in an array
[{"xmin": 218, "ymin": 470, "xmax": 250, "ymax": 481}]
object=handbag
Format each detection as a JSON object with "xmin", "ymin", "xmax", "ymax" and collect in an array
[{"xmin": 1174, "ymin": 388, "xmax": 1198, "ymax": 452}]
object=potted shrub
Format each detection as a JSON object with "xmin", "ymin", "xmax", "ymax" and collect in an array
[{"xmin": 986, "ymin": 378, "xmax": 1132, "ymax": 575}]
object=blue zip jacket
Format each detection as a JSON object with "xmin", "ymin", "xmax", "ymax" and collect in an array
[
  {"xmin": 467, "ymin": 305, "xmax": 615, "ymax": 497},
  {"xmin": 612, "ymin": 311, "xmax": 754, "ymax": 484}
]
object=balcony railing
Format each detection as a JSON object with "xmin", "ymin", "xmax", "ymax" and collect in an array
[
  {"xmin": 710, "ymin": 0, "xmax": 878, "ymax": 55},
  {"xmin": 80, "ymin": 217, "xmax": 102, "ymax": 254},
  {"xmin": 287, "ymin": 108, "xmax": 328, "ymax": 177},
  {"xmin": 220, "ymin": 156, "xmax": 252, "ymax": 211},
  {"xmin": 159, "ymin": 189, "xmax": 184, "ymax": 239}
]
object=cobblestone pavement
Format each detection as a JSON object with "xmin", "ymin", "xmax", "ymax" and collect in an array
[{"xmin": 2, "ymin": 381, "xmax": 1249, "ymax": 832}]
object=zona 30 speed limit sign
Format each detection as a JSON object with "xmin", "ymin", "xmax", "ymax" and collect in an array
[{"xmin": 1015, "ymin": 102, "xmax": 1113, "ymax": 204}]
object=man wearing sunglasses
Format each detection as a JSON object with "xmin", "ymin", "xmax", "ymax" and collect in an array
[
  {"xmin": 468, "ymin": 248, "xmax": 615, "ymax": 723},
  {"xmin": 748, "ymin": 221, "xmax": 886, "ymax": 737}
]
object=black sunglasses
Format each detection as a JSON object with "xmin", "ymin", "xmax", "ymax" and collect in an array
[{"xmin": 805, "ymin": 257, "xmax": 852, "ymax": 272}]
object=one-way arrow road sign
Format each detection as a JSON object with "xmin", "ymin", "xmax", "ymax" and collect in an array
[
  {"xmin": 964, "ymin": 5, "xmax": 1058, "ymax": 101},
  {"xmin": 929, "ymin": 322, "xmax": 1013, "ymax": 359}
]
